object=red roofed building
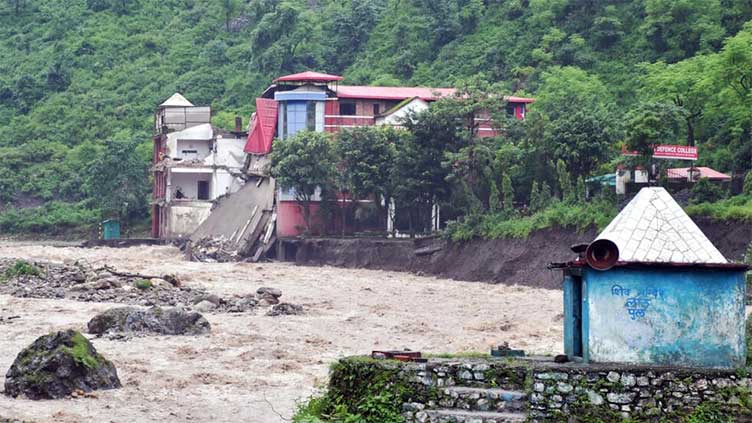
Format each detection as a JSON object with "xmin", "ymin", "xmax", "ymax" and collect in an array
[
  {"xmin": 245, "ymin": 71, "xmax": 533, "ymax": 156},
  {"xmin": 666, "ymin": 167, "xmax": 731, "ymax": 181},
  {"xmin": 243, "ymin": 71, "xmax": 534, "ymax": 238}
]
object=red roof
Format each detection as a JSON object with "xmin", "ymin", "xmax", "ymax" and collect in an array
[
  {"xmin": 504, "ymin": 96, "xmax": 535, "ymax": 104},
  {"xmin": 273, "ymin": 71, "xmax": 343, "ymax": 83},
  {"xmin": 244, "ymin": 98, "xmax": 278, "ymax": 154},
  {"xmin": 336, "ymin": 85, "xmax": 455, "ymax": 101},
  {"xmin": 666, "ymin": 167, "xmax": 731, "ymax": 181},
  {"xmin": 334, "ymin": 85, "xmax": 535, "ymax": 103}
]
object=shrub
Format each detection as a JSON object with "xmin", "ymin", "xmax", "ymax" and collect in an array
[
  {"xmin": 134, "ymin": 279, "xmax": 152, "ymax": 290},
  {"xmin": 2, "ymin": 260, "xmax": 43, "ymax": 281},
  {"xmin": 744, "ymin": 172, "xmax": 752, "ymax": 196},
  {"xmin": 0, "ymin": 201, "xmax": 100, "ymax": 236},
  {"xmin": 446, "ymin": 199, "xmax": 618, "ymax": 241},
  {"xmin": 685, "ymin": 195, "xmax": 752, "ymax": 222},
  {"xmin": 690, "ymin": 178, "xmax": 727, "ymax": 205},
  {"xmin": 293, "ymin": 357, "xmax": 418, "ymax": 422}
]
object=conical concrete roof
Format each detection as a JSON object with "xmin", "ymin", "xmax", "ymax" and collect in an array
[
  {"xmin": 160, "ymin": 93, "xmax": 194, "ymax": 107},
  {"xmin": 594, "ymin": 187, "xmax": 727, "ymax": 264}
]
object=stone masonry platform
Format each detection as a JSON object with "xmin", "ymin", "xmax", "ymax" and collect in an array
[{"xmin": 325, "ymin": 356, "xmax": 752, "ymax": 422}]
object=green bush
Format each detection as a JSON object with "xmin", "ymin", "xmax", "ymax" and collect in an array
[
  {"xmin": 134, "ymin": 279, "xmax": 152, "ymax": 290},
  {"xmin": 0, "ymin": 201, "xmax": 100, "ymax": 236},
  {"xmin": 446, "ymin": 199, "xmax": 618, "ymax": 241},
  {"xmin": 2, "ymin": 260, "xmax": 43, "ymax": 281},
  {"xmin": 293, "ymin": 357, "xmax": 418, "ymax": 423},
  {"xmin": 690, "ymin": 178, "xmax": 727, "ymax": 205},
  {"xmin": 686, "ymin": 195, "xmax": 752, "ymax": 222}
]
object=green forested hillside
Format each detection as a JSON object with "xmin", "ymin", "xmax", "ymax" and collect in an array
[{"xmin": 0, "ymin": 0, "xmax": 751, "ymax": 235}]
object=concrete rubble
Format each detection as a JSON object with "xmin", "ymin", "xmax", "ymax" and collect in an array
[
  {"xmin": 0, "ymin": 258, "xmax": 295, "ymax": 315},
  {"xmin": 187, "ymin": 176, "xmax": 277, "ymax": 263}
]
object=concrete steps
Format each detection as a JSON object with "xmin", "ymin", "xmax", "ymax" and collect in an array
[
  {"xmin": 405, "ymin": 386, "xmax": 529, "ymax": 422},
  {"xmin": 423, "ymin": 409, "xmax": 527, "ymax": 422},
  {"xmin": 437, "ymin": 387, "xmax": 527, "ymax": 413}
]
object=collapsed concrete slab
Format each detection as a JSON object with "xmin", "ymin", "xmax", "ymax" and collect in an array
[{"xmin": 187, "ymin": 175, "xmax": 276, "ymax": 262}]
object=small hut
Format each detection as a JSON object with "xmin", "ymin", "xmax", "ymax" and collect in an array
[{"xmin": 559, "ymin": 187, "xmax": 747, "ymax": 368}]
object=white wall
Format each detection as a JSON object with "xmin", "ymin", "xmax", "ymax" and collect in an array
[
  {"xmin": 170, "ymin": 172, "xmax": 212, "ymax": 200},
  {"xmin": 376, "ymin": 98, "xmax": 428, "ymax": 126},
  {"xmin": 176, "ymin": 138, "xmax": 212, "ymax": 161},
  {"xmin": 214, "ymin": 134, "xmax": 247, "ymax": 167},
  {"xmin": 165, "ymin": 123, "xmax": 213, "ymax": 159},
  {"xmin": 166, "ymin": 202, "xmax": 213, "ymax": 238}
]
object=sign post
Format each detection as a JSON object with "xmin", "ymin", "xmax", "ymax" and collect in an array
[{"xmin": 621, "ymin": 144, "xmax": 698, "ymax": 161}]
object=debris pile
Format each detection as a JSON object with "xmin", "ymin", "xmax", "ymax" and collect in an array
[
  {"xmin": 0, "ymin": 258, "xmax": 253, "ymax": 312},
  {"xmin": 187, "ymin": 177, "xmax": 277, "ymax": 263},
  {"xmin": 189, "ymin": 236, "xmax": 242, "ymax": 262},
  {"xmin": 256, "ymin": 286, "xmax": 282, "ymax": 305},
  {"xmin": 266, "ymin": 303, "xmax": 304, "ymax": 316},
  {"xmin": 4, "ymin": 330, "xmax": 121, "ymax": 400},
  {"xmin": 0, "ymin": 258, "xmax": 302, "ymax": 318},
  {"xmin": 87, "ymin": 307, "xmax": 211, "ymax": 336}
]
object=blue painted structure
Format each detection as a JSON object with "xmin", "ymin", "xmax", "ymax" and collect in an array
[
  {"xmin": 274, "ymin": 91, "xmax": 327, "ymax": 139},
  {"xmin": 563, "ymin": 264, "xmax": 746, "ymax": 368},
  {"xmin": 101, "ymin": 219, "xmax": 120, "ymax": 240}
]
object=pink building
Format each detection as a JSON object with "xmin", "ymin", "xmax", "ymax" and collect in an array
[{"xmin": 244, "ymin": 71, "xmax": 534, "ymax": 238}]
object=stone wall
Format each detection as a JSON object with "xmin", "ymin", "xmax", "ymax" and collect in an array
[
  {"xmin": 327, "ymin": 357, "xmax": 752, "ymax": 422},
  {"xmin": 529, "ymin": 365, "xmax": 751, "ymax": 421}
]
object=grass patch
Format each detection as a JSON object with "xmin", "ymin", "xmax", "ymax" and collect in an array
[
  {"xmin": 685, "ymin": 195, "xmax": 752, "ymax": 222},
  {"xmin": 446, "ymin": 199, "xmax": 618, "ymax": 241},
  {"xmin": 134, "ymin": 279, "xmax": 152, "ymax": 290},
  {"xmin": 2, "ymin": 260, "xmax": 43, "ymax": 281},
  {"xmin": 60, "ymin": 332, "xmax": 101, "ymax": 369},
  {"xmin": 293, "ymin": 357, "xmax": 421, "ymax": 422}
]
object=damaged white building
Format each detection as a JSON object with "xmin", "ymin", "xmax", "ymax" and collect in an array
[{"xmin": 151, "ymin": 93, "xmax": 247, "ymax": 238}]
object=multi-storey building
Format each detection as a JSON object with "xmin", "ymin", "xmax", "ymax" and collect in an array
[
  {"xmin": 151, "ymin": 93, "xmax": 247, "ymax": 238},
  {"xmin": 243, "ymin": 71, "xmax": 534, "ymax": 238}
]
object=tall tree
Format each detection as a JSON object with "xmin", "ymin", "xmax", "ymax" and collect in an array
[
  {"xmin": 270, "ymin": 131, "xmax": 337, "ymax": 232},
  {"xmin": 85, "ymin": 139, "xmax": 150, "ymax": 221},
  {"xmin": 623, "ymin": 101, "xmax": 685, "ymax": 163},
  {"xmin": 643, "ymin": 56, "xmax": 718, "ymax": 146}
]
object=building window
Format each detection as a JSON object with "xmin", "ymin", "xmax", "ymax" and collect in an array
[
  {"xmin": 287, "ymin": 101, "xmax": 308, "ymax": 138},
  {"xmin": 506, "ymin": 104, "xmax": 516, "ymax": 116},
  {"xmin": 197, "ymin": 181, "xmax": 210, "ymax": 200},
  {"xmin": 373, "ymin": 104, "xmax": 380, "ymax": 115},
  {"xmin": 307, "ymin": 101, "xmax": 316, "ymax": 130},
  {"xmin": 181, "ymin": 149, "xmax": 198, "ymax": 160},
  {"xmin": 340, "ymin": 102, "xmax": 356, "ymax": 116}
]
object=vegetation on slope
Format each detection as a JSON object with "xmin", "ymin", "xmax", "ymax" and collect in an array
[{"xmin": 0, "ymin": 0, "xmax": 751, "ymax": 235}]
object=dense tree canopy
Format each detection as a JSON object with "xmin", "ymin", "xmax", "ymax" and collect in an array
[{"xmin": 1, "ymin": 0, "xmax": 752, "ymax": 234}]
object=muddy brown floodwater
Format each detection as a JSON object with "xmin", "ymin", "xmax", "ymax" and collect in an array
[{"xmin": 0, "ymin": 243, "xmax": 561, "ymax": 423}]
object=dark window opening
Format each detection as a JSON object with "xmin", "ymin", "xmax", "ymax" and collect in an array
[
  {"xmin": 181, "ymin": 149, "xmax": 198, "ymax": 160},
  {"xmin": 340, "ymin": 102, "xmax": 356, "ymax": 116},
  {"xmin": 506, "ymin": 104, "xmax": 516, "ymax": 116},
  {"xmin": 307, "ymin": 101, "xmax": 316, "ymax": 130},
  {"xmin": 373, "ymin": 104, "xmax": 380, "ymax": 115},
  {"xmin": 572, "ymin": 276, "xmax": 583, "ymax": 358},
  {"xmin": 197, "ymin": 181, "xmax": 210, "ymax": 200}
]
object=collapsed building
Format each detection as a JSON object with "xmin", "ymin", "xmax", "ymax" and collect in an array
[
  {"xmin": 151, "ymin": 72, "xmax": 533, "ymax": 260},
  {"xmin": 151, "ymin": 93, "xmax": 247, "ymax": 238}
]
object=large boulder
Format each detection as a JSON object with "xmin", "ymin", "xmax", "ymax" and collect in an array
[
  {"xmin": 87, "ymin": 306, "xmax": 210, "ymax": 336},
  {"xmin": 4, "ymin": 330, "xmax": 121, "ymax": 399}
]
